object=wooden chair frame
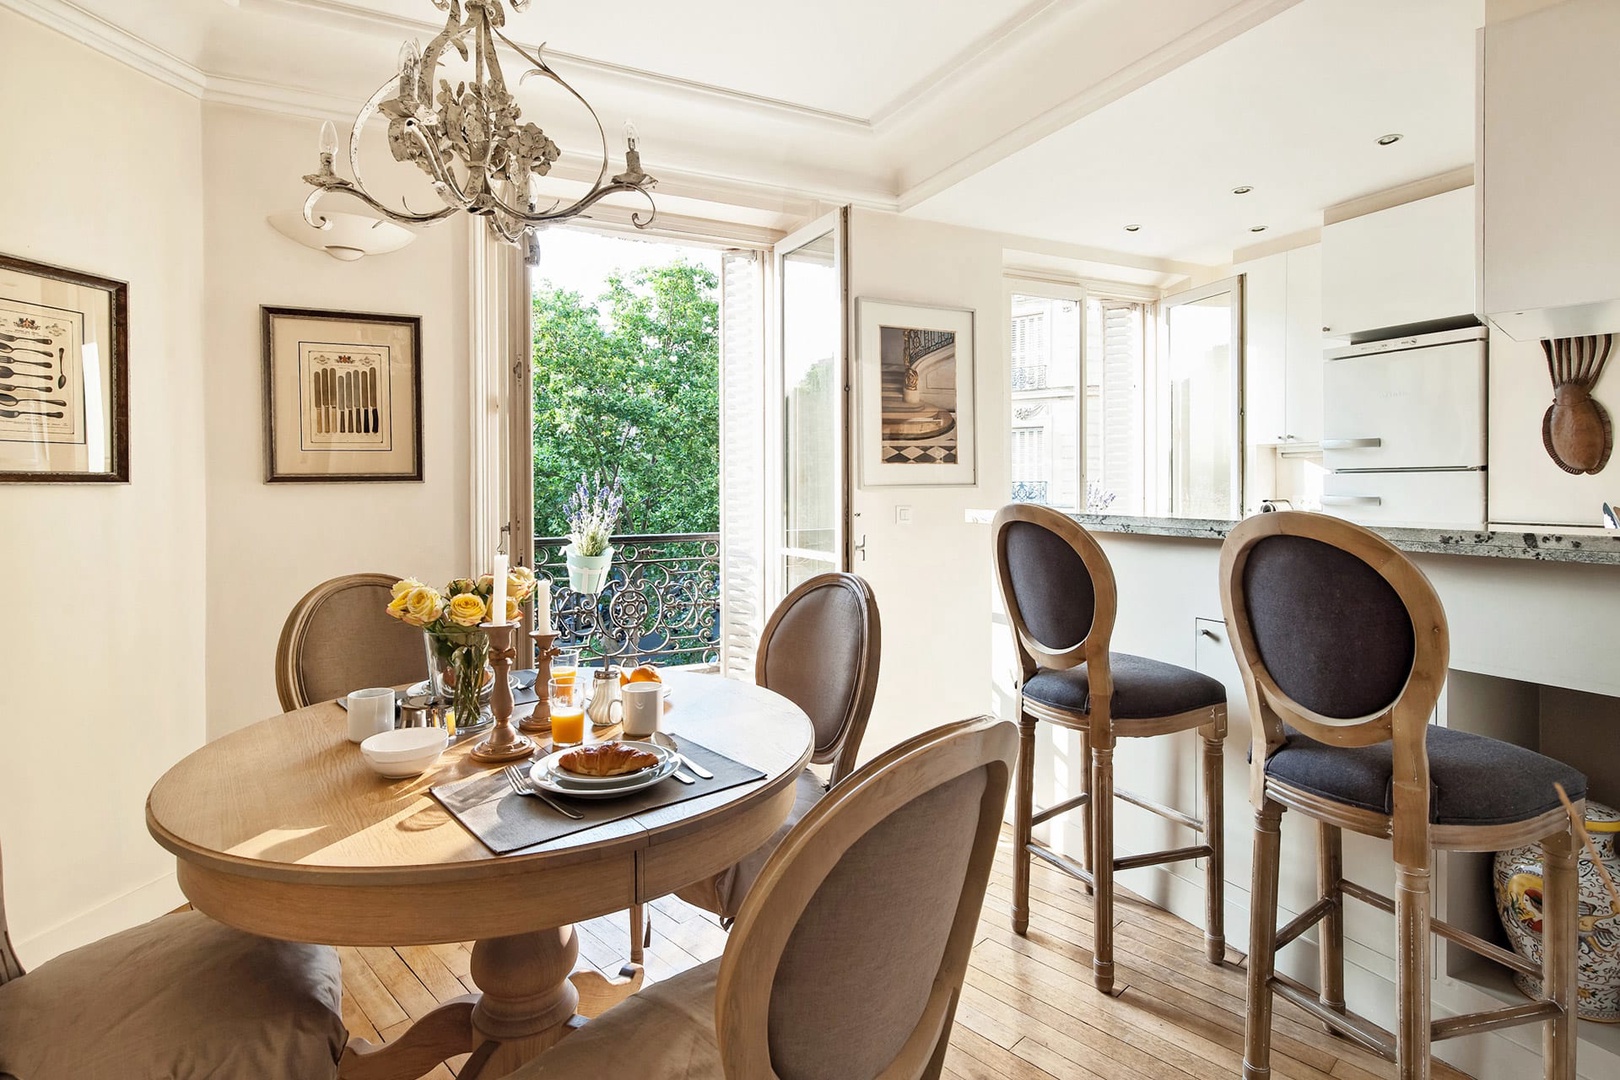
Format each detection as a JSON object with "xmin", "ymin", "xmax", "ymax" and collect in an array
[
  {"xmin": 992, "ymin": 503, "xmax": 1227, "ymax": 994},
  {"xmin": 275, "ymin": 572, "xmax": 407, "ymax": 712},
  {"xmin": 714, "ymin": 716, "xmax": 1016, "ymax": 1080},
  {"xmin": 0, "ymin": 839, "xmax": 24, "ymax": 985},
  {"xmin": 1220, "ymin": 511, "xmax": 1579, "ymax": 1080}
]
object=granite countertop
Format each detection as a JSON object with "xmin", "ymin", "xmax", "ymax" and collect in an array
[{"xmin": 1070, "ymin": 513, "xmax": 1620, "ymax": 566}]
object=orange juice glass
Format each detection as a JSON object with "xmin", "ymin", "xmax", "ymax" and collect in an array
[
  {"xmin": 551, "ymin": 648, "xmax": 580, "ymax": 689},
  {"xmin": 550, "ymin": 678, "xmax": 586, "ymax": 747}
]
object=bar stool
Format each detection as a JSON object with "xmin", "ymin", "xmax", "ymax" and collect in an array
[
  {"xmin": 1220, "ymin": 511, "xmax": 1584, "ymax": 1080},
  {"xmin": 993, "ymin": 503, "xmax": 1228, "ymax": 993}
]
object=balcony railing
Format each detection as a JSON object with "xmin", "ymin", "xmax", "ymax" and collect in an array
[
  {"xmin": 534, "ymin": 533, "xmax": 721, "ymax": 668},
  {"xmin": 1010, "ymin": 480, "xmax": 1050, "ymax": 502},
  {"xmin": 1011, "ymin": 364, "xmax": 1048, "ymax": 391}
]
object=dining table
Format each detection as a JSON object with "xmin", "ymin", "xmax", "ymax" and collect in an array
[{"xmin": 145, "ymin": 668, "xmax": 814, "ymax": 1080}]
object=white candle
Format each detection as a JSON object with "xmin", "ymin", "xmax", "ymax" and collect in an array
[
  {"xmin": 538, "ymin": 579, "xmax": 553, "ymax": 633},
  {"xmin": 491, "ymin": 553, "xmax": 508, "ymax": 624}
]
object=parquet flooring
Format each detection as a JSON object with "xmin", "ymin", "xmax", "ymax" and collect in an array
[{"xmin": 339, "ymin": 830, "xmax": 1475, "ymax": 1079}]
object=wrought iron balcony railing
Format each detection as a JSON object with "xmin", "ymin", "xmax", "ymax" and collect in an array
[
  {"xmin": 534, "ymin": 533, "xmax": 720, "ymax": 669},
  {"xmin": 1011, "ymin": 364, "xmax": 1049, "ymax": 391},
  {"xmin": 1010, "ymin": 480, "xmax": 1050, "ymax": 502}
]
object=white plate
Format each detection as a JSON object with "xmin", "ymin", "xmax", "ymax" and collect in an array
[
  {"xmin": 530, "ymin": 743, "xmax": 677, "ymax": 799},
  {"xmin": 535, "ymin": 741, "xmax": 672, "ymax": 786}
]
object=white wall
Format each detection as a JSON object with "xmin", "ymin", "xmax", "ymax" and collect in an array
[
  {"xmin": 201, "ymin": 105, "xmax": 473, "ymax": 738},
  {"xmin": 846, "ymin": 210, "xmax": 1009, "ymax": 760},
  {"xmin": 0, "ymin": 11, "xmax": 205, "ymax": 961}
]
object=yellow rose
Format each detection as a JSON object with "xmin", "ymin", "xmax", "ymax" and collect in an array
[
  {"xmin": 391, "ymin": 577, "xmax": 424, "ymax": 600},
  {"xmin": 401, "ymin": 586, "xmax": 444, "ymax": 627},
  {"xmin": 508, "ymin": 565, "xmax": 537, "ymax": 601},
  {"xmin": 385, "ymin": 593, "xmax": 410, "ymax": 621},
  {"xmin": 447, "ymin": 592, "xmax": 488, "ymax": 627},
  {"xmin": 447, "ymin": 577, "xmax": 477, "ymax": 597},
  {"xmin": 476, "ymin": 573, "xmax": 495, "ymax": 593},
  {"xmin": 504, "ymin": 596, "xmax": 524, "ymax": 623}
]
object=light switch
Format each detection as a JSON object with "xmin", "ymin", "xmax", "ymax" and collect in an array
[{"xmin": 895, "ymin": 505, "xmax": 913, "ymax": 525}]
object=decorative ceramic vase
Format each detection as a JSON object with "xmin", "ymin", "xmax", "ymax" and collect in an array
[
  {"xmin": 564, "ymin": 543, "xmax": 614, "ymax": 595},
  {"xmin": 421, "ymin": 627, "xmax": 493, "ymax": 735},
  {"xmin": 1494, "ymin": 800, "xmax": 1620, "ymax": 1022}
]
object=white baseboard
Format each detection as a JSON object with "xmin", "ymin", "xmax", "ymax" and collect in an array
[{"xmin": 13, "ymin": 871, "xmax": 184, "ymax": 967}]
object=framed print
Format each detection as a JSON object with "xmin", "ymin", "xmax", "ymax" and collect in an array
[
  {"xmin": 262, "ymin": 306, "xmax": 422, "ymax": 482},
  {"xmin": 0, "ymin": 254, "xmax": 128, "ymax": 483},
  {"xmin": 856, "ymin": 298, "xmax": 977, "ymax": 486}
]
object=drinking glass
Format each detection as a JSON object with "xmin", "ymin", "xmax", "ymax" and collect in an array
[
  {"xmin": 551, "ymin": 648, "xmax": 580, "ymax": 689},
  {"xmin": 550, "ymin": 678, "xmax": 586, "ymax": 747}
]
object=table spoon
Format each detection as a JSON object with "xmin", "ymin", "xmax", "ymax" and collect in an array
[
  {"xmin": 0, "ymin": 392, "xmax": 66, "ymax": 408},
  {"xmin": 653, "ymin": 731, "xmax": 714, "ymax": 779},
  {"xmin": 0, "ymin": 342, "xmax": 52, "ymax": 358},
  {"xmin": 0, "ymin": 366, "xmax": 49, "ymax": 382},
  {"xmin": 0, "ymin": 350, "xmax": 48, "ymax": 366},
  {"xmin": 1, "ymin": 407, "xmax": 64, "ymax": 419},
  {"xmin": 0, "ymin": 331, "xmax": 51, "ymax": 345}
]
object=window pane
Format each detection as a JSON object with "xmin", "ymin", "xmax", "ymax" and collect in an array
[
  {"xmin": 1084, "ymin": 298, "xmax": 1146, "ymax": 515},
  {"xmin": 781, "ymin": 231, "xmax": 839, "ymax": 590},
  {"xmin": 1009, "ymin": 294, "xmax": 1080, "ymax": 510},
  {"xmin": 1164, "ymin": 290, "xmax": 1237, "ymax": 518}
]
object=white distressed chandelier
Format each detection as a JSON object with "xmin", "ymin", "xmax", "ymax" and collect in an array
[{"xmin": 302, "ymin": 0, "xmax": 656, "ymax": 244}]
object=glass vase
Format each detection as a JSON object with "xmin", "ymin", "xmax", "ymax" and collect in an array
[{"xmin": 422, "ymin": 627, "xmax": 493, "ymax": 735}]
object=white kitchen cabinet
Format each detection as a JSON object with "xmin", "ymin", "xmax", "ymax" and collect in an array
[
  {"xmin": 1321, "ymin": 187, "xmax": 1476, "ymax": 340},
  {"xmin": 1239, "ymin": 244, "xmax": 1323, "ymax": 446},
  {"xmin": 1488, "ymin": 327, "xmax": 1619, "ymax": 528},
  {"xmin": 1481, "ymin": 0, "xmax": 1620, "ymax": 340}
]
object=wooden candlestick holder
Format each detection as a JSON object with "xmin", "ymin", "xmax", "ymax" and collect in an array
[
  {"xmin": 520, "ymin": 629, "xmax": 560, "ymax": 735},
  {"xmin": 469, "ymin": 622, "xmax": 537, "ymax": 763}
]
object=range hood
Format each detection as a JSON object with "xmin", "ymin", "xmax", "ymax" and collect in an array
[{"xmin": 1489, "ymin": 299, "xmax": 1620, "ymax": 343}]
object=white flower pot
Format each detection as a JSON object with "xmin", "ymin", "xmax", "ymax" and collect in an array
[{"xmin": 565, "ymin": 544, "xmax": 614, "ymax": 595}]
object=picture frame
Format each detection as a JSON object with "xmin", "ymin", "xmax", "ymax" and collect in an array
[
  {"xmin": 262, "ymin": 306, "xmax": 423, "ymax": 483},
  {"xmin": 0, "ymin": 254, "xmax": 128, "ymax": 484},
  {"xmin": 856, "ymin": 297, "xmax": 977, "ymax": 487}
]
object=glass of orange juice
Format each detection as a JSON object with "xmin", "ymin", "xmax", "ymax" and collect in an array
[
  {"xmin": 550, "ymin": 678, "xmax": 586, "ymax": 747},
  {"xmin": 551, "ymin": 648, "xmax": 580, "ymax": 689}
]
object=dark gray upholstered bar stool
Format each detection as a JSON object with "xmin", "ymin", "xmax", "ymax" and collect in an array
[
  {"xmin": 993, "ymin": 503, "xmax": 1228, "ymax": 994},
  {"xmin": 1221, "ymin": 511, "xmax": 1585, "ymax": 1080}
]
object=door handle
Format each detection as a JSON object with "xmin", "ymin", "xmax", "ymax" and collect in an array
[
  {"xmin": 1322, "ymin": 495, "xmax": 1383, "ymax": 506},
  {"xmin": 1321, "ymin": 438, "xmax": 1383, "ymax": 450},
  {"xmin": 853, "ymin": 535, "xmax": 867, "ymax": 562}
]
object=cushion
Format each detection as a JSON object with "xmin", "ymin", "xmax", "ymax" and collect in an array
[
  {"xmin": 1265, "ymin": 724, "xmax": 1589, "ymax": 827},
  {"xmin": 677, "ymin": 768, "xmax": 826, "ymax": 919},
  {"xmin": 1023, "ymin": 653, "xmax": 1226, "ymax": 720},
  {"xmin": 0, "ymin": 911, "xmax": 345, "ymax": 1080},
  {"xmin": 762, "ymin": 584, "xmax": 867, "ymax": 759},
  {"xmin": 511, "ymin": 958, "xmax": 720, "ymax": 1079},
  {"xmin": 1003, "ymin": 519, "xmax": 1095, "ymax": 650}
]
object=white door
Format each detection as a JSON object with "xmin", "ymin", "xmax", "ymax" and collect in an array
[{"xmin": 768, "ymin": 210, "xmax": 850, "ymax": 607}]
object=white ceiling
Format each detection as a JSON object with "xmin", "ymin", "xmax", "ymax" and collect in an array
[{"xmin": 908, "ymin": 0, "xmax": 1486, "ymax": 265}]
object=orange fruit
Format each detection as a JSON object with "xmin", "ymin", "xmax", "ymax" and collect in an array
[{"xmin": 627, "ymin": 664, "xmax": 662, "ymax": 684}]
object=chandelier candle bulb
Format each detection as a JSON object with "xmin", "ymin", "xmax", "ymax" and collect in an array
[{"xmin": 318, "ymin": 120, "xmax": 338, "ymax": 161}]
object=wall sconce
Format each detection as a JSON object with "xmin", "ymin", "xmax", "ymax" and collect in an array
[{"xmin": 267, "ymin": 210, "xmax": 415, "ymax": 262}]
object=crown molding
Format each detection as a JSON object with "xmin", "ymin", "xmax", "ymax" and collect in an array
[{"xmin": 1, "ymin": 0, "xmax": 207, "ymax": 96}]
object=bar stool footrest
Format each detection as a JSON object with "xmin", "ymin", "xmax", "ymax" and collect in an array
[{"xmin": 1272, "ymin": 972, "xmax": 1394, "ymax": 1059}]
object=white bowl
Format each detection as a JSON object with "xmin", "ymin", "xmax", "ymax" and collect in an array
[{"xmin": 360, "ymin": 728, "xmax": 448, "ymax": 778}]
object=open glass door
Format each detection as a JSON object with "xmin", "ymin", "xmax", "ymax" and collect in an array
[{"xmin": 769, "ymin": 209, "xmax": 849, "ymax": 605}]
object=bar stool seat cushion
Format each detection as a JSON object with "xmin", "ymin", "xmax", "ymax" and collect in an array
[
  {"xmin": 1023, "ymin": 653, "xmax": 1226, "ymax": 720},
  {"xmin": 1266, "ymin": 724, "xmax": 1587, "ymax": 827}
]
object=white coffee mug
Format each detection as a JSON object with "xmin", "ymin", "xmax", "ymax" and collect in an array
[
  {"xmin": 621, "ymin": 682, "xmax": 664, "ymax": 737},
  {"xmin": 347, "ymin": 687, "xmax": 396, "ymax": 743}
]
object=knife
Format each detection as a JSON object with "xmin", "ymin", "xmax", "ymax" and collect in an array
[
  {"xmin": 350, "ymin": 370, "xmax": 360, "ymax": 434},
  {"xmin": 327, "ymin": 368, "xmax": 336, "ymax": 435},
  {"xmin": 369, "ymin": 367, "xmax": 379, "ymax": 434},
  {"xmin": 362, "ymin": 368, "xmax": 372, "ymax": 434},
  {"xmin": 313, "ymin": 369, "xmax": 325, "ymax": 434}
]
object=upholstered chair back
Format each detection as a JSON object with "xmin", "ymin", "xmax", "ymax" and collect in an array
[
  {"xmin": 756, "ymin": 573, "xmax": 881, "ymax": 784},
  {"xmin": 0, "ymin": 840, "xmax": 24, "ymax": 985},
  {"xmin": 716, "ymin": 717, "xmax": 1016, "ymax": 1080},
  {"xmin": 992, "ymin": 503, "xmax": 1117, "ymax": 680},
  {"xmin": 275, "ymin": 573, "xmax": 425, "ymax": 711},
  {"xmin": 1220, "ymin": 511, "xmax": 1450, "ymax": 815}
]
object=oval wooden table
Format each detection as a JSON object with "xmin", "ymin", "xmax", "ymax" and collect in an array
[{"xmin": 146, "ymin": 669, "xmax": 813, "ymax": 1080}]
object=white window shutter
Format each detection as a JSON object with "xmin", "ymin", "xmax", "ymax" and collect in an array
[{"xmin": 719, "ymin": 250, "xmax": 765, "ymax": 680}]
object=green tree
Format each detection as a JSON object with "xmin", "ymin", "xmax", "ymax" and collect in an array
[{"xmin": 531, "ymin": 258, "xmax": 720, "ymax": 537}]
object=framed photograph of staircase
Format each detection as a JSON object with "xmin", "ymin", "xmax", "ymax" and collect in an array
[{"xmin": 856, "ymin": 298, "xmax": 976, "ymax": 486}]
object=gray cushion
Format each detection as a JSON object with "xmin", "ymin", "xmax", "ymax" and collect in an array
[
  {"xmin": 297, "ymin": 582, "xmax": 425, "ymax": 705},
  {"xmin": 0, "ymin": 911, "xmax": 345, "ymax": 1080},
  {"xmin": 676, "ymin": 768, "xmax": 826, "ymax": 919},
  {"xmin": 762, "ymin": 583, "xmax": 868, "ymax": 761},
  {"xmin": 1023, "ymin": 653, "xmax": 1226, "ymax": 720},
  {"xmin": 1266, "ymin": 724, "xmax": 1588, "ymax": 826},
  {"xmin": 1003, "ymin": 519, "xmax": 1094, "ymax": 650},
  {"xmin": 511, "ymin": 958, "xmax": 721, "ymax": 1079}
]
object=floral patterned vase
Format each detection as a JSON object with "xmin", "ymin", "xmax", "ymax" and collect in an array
[
  {"xmin": 422, "ymin": 627, "xmax": 493, "ymax": 735},
  {"xmin": 1494, "ymin": 800, "xmax": 1620, "ymax": 1021}
]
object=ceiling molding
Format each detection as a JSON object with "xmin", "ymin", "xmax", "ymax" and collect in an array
[
  {"xmin": 1322, "ymin": 165, "xmax": 1474, "ymax": 225},
  {"xmin": 1230, "ymin": 226, "xmax": 1322, "ymax": 265},
  {"xmin": 1, "ymin": 0, "xmax": 207, "ymax": 96},
  {"xmin": 235, "ymin": 0, "xmax": 872, "ymax": 132},
  {"xmin": 204, "ymin": 73, "xmax": 367, "ymax": 122}
]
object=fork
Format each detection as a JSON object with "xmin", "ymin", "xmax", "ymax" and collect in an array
[{"xmin": 503, "ymin": 764, "xmax": 583, "ymax": 819}]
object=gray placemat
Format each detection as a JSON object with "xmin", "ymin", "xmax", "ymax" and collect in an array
[{"xmin": 431, "ymin": 739, "xmax": 766, "ymax": 855}]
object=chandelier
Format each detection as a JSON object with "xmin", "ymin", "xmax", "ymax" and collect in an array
[{"xmin": 301, "ymin": 0, "xmax": 656, "ymax": 245}]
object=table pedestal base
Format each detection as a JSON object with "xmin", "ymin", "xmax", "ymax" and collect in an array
[{"xmin": 336, "ymin": 926, "xmax": 644, "ymax": 1080}]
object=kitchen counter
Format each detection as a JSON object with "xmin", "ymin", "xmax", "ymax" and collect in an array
[{"xmin": 1071, "ymin": 513, "xmax": 1620, "ymax": 566}]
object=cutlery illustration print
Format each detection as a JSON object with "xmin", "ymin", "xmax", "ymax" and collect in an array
[
  {"xmin": 0, "ymin": 366, "xmax": 50, "ymax": 382},
  {"xmin": 0, "ymin": 393, "xmax": 66, "ymax": 407},
  {"xmin": 0, "ymin": 331, "xmax": 51, "ymax": 345},
  {"xmin": 0, "ymin": 407, "xmax": 64, "ymax": 420}
]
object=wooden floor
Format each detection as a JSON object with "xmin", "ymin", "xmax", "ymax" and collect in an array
[{"xmin": 340, "ymin": 830, "xmax": 1475, "ymax": 1080}]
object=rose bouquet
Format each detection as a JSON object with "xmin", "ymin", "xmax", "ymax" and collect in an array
[{"xmin": 386, "ymin": 566, "xmax": 537, "ymax": 732}]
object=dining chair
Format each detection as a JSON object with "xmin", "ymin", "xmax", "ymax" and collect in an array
[
  {"xmin": 627, "ymin": 571, "xmax": 880, "ymax": 962},
  {"xmin": 276, "ymin": 572, "xmax": 425, "ymax": 711},
  {"xmin": 510, "ymin": 715, "xmax": 1017, "ymax": 1080},
  {"xmin": 992, "ymin": 502, "xmax": 1228, "ymax": 994},
  {"xmin": 0, "ymin": 838, "xmax": 347, "ymax": 1079},
  {"xmin": 1221, "ymin": 511, "xmax": 1584, "ymax": 1080}
]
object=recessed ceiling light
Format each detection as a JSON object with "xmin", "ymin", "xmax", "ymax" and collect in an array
[
  {"xmin": 1124, "ymin": 224, "xmax": 1141, "ymax": 232},
  {"xmin": 1231, "ymin": 185, "xmax": 1253, "ymax": 195},
  {"xmin": 1377, "ymin": 133, "xmax": 1403, "ymax": 146},
  {"xmin": 1250, "ymin": 225, "xmax": 1268, "ymax": 233}
]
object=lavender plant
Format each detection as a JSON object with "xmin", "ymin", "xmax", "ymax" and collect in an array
[{"xmin": 566, "ymin": 473, "xmax": 625, "ymax": 557}]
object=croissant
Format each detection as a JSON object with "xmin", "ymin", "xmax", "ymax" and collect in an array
[{"xmin": 557, "ymin": 742, "xmax": 659, "ymax": 778}]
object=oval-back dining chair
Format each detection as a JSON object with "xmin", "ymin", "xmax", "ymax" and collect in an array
[
  {"xmin": 276, "ymin": 572, "xmax": 425, "ymax": 711},
  {"xmin": 511, "ymin": 715, "xmax": 1017, "ymax": 1080},
  {"xmin": 0, "ymin": 836, "xmax": 348, "ymax": 1079}
]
